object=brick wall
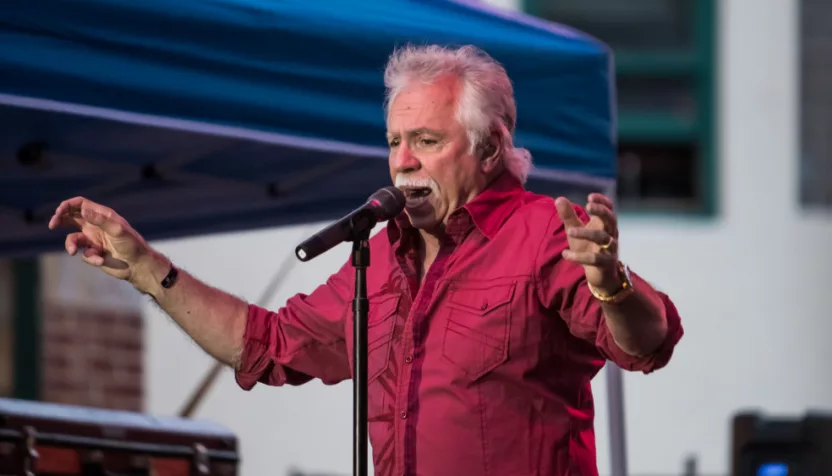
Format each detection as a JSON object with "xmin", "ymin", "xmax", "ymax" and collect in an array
[
  {"xmin": 40, "ymin": 302, "xmax": 144, "ymax": 411},
  {"xmin": 38, "ymin": 254, "xmax": 145, "ymax": 411}
]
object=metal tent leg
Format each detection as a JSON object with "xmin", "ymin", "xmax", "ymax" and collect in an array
[
  {"xmin": 606, "ymin": 180, "xmax": 628, "ymax": 476},
  {"xmin": 606, "ymin": 363, "xmax": 628, "ymax": 476}
]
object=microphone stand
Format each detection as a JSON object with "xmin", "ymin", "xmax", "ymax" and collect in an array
[
  {"xmin": 295, "ymin": 189, "xmax": 405, "ymax": 476},
  {"xmin": 348, "ymin": 218, "xmax": 372, "ymax": 476}
]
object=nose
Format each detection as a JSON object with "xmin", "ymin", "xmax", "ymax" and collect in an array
[{"xmin": 390, "ymin": 143, "xmax": 421, "ymax": 176}]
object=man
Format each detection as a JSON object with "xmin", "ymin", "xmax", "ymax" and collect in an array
[{"xmin": 49, "ymin": 44, "xmax": 683, "ymax": 476}]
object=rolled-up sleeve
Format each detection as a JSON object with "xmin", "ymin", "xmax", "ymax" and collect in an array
[
  {"xmin": 535, "ymin": 204, "xmax": 684, "ymax": 374},
  {"xmin": 572, "ymin": 281, "xmax": 683, "ymax": 373},
  {"xmin": 235, "ymin": 261, "xmax": 353, "ymax": 390}
]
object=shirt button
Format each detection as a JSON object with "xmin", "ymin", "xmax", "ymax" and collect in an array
[
  {"xmin": 400, "ymin": 411, "xmax": 407, "ymax": 419},
  {"xmin": 405, "ymin": 355, "xmax": 413, "ymax": 363},
  {"xmin": 480, "ymin": 301, "xmax": 488, "ymax": 310}
]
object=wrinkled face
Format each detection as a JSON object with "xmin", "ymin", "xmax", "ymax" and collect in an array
[{"xmin": 386, "ymin": 77, "xmax": 487, "ymax": 232}]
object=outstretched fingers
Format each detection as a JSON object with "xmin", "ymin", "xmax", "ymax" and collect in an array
[
  {"xmin": 49, "ymin": 197, "xmax": 126, "ymax": 237},
  {"xmin": 65, "ymin": 231, "xmax": 101, "ymax": 256},
  {"xmin": 80, "ymin": 206, "xmax": 125, "ymax": 237},
  {"xmin": 80, "ymin": 247, "xmax": 105, "ymax": 267}
]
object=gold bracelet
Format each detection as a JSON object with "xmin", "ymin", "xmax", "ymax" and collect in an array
[
  {"xmin": 588, "ymin": 262, "xmax": 635, "ymax": 304},
  {"xmin": 588, "ymin": 281, "xmax": 634, "ymax": 304}
]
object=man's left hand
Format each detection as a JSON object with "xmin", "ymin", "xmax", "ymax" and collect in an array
[{"xmin": 555, "ymin": 193, "xmax": 621, "ymax": 293}]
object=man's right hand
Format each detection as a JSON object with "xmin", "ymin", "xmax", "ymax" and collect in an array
[{"xmin": 48, "ymin": 197, "xmax": 168, "ymax": 295}]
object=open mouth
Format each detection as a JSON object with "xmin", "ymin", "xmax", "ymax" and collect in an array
[
  {"xmin": 400, "ymin": 186, "xmax": 433, "ymax": 208},
  {"xmin": 403, "ymin": 187, "xmax": 431, "ymax": 199}
]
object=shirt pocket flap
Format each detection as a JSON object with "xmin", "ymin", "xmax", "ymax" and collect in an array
[
  {"xmin": 447, "ymin": 283, "xmax": 514, "ymax": 315},
  {"xmin": 368, "ymin": 293, "xmax": 401, "ymax": 327}
]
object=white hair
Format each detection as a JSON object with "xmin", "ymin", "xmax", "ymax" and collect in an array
[{"xmin": 383, "ymin": 44, "xmax": 533, "ymax": 184}]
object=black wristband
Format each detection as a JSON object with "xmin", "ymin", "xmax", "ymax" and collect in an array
[{"xmin": 161, "ymin": 264, "xmax": 179, "ymax": 289}]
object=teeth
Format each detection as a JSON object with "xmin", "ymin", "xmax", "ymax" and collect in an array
[{"xmin": 403, "ymin": 188, "xmax": 430, "ymax": 199}]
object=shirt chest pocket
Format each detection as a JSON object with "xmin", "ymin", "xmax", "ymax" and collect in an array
[
  {"xmin": 442, "ymin": 282, "xmax": 516, "ymax": 381},
  {"xmin": 366, "ymin": 293, "xmax": 399, "ymax": 383}
]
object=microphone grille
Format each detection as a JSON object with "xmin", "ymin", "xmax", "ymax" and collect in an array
[{"xmin": 369, "ymin": 186, "xmax": 406, "ymax": 219}]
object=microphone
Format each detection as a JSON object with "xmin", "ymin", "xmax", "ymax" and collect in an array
[{"xmin": 295, "ymin": 186, "xmax": 406, "ymax": 262}]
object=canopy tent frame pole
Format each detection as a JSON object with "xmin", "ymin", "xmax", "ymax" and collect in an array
[
  {"xmin": 606, "ymin": 363, "xmax": 628, "ymax": 476},
  {"xmin": 0, "ymin": 93, "xmax": 618, "ymax": 197},
  {"xmin": 605, "ymin": 180, "xmax": 628, "ymax": 476}
]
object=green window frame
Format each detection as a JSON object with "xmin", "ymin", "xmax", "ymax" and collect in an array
[
  {"xmin": 11, "ymin": 258, "xmax": 40, "ymax": 401},
  {"xmin": 799, "ymin": 0, "xmax": 832, "ymax": 208},
  {"xmin": 523, "ymin": 0, "xmax": 718, "ymax": 216}
]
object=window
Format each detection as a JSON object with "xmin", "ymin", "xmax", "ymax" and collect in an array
[
  {"xmin": 800, "ymin": 0, "xmax": 832, "ymax": 208},
  {"xmin": 524, "ymin": 0, "xmax": 717, "ymax": 214}
]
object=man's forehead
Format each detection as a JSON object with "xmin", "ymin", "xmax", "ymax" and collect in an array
[
  {"xmin": 386, "ymin": 79, "xmax": 461, "ymax": 135},
  {"xmin": 396, "ymin": 78, "xmax": 458, "ymax": 107}
]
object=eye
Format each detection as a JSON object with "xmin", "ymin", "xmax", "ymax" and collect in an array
[
  {"xmin": 418, "ymin": 138, "xmax": 438, "ymax": 146},
  {"xmin": 388, "ymin": 138, "xmax": 400, "ymax": 147}
]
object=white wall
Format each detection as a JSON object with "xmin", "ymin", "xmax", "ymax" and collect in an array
[
  {"xmin": 145, "ymin": 225, "xmax": 364, "ymax": 476},
  {"xmin": 144, "ymin": 0, "xmax": 832, "ymax": 475},
  {"xmin": 594, "ymin": 0, "xmax": 832, "ymax": 473}
]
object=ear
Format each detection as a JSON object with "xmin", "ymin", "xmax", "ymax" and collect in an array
[{"xmin": 479, "ymin": 130, "xmax": 502, "ymax": 174}]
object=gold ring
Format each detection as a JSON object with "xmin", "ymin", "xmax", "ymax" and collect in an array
[{"xmin": 600, "ymin": 236, "xmax": 614, "ymax": 251}]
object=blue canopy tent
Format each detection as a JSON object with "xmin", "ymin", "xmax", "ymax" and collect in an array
[
  {"xmin": 0, "ymin": 0, "xmax": 625, "ymax": 473},
  {"xmin": 0, "ymin": 0, "xmax": 616, "ymax": 256}
]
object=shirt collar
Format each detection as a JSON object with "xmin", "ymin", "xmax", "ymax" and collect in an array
[
  {"xmin": 461, "ymin": 172, "xmax": 525, "ymax": 240},
  {"xmin": 388, "ymin": 172, "xmax": 525, "ymax": 244}
]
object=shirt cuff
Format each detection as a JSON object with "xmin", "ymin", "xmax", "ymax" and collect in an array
[{"xmin": 598, "ymin": 292, "xmax": 684, "ymax": 374}]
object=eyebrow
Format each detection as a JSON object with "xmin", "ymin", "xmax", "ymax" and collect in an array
[{"xmin": 386, "ymin": 128, "xmax": 444, "ymax": 139}]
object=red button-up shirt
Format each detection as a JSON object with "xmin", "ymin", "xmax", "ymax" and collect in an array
[{"xmin": 236, "ymin": 173, "xmax": 684, "ymax": 476}]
